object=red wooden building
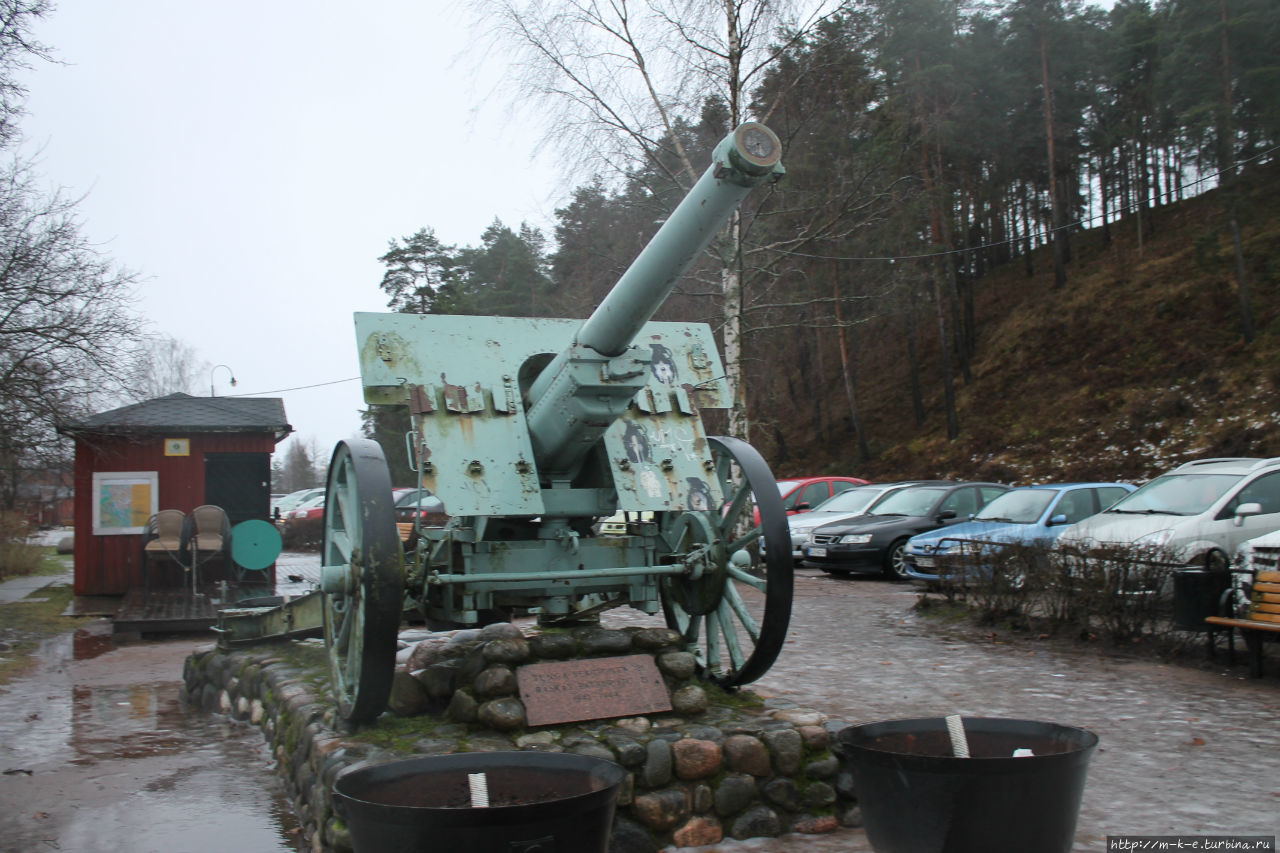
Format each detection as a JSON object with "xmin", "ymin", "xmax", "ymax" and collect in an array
[{"xmin": 58, "ymin": 393, "xmax": 292, "ymax": 596}]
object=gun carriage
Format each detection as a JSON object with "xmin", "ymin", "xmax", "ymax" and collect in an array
[{"xmin": 220, "ymin": 123, "xmax": 794, "ymax": 724}]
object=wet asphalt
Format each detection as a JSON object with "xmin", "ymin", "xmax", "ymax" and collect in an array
[
  {"xmin": 0, "ymin": 550, "xmax": 302, "ymax": 853},
  {"xmin": 1, "ymin": 555, "xmax": 1277, "ymax": 852}
]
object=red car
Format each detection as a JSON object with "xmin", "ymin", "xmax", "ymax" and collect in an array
[
  {"xmin": 281, "ymin": 493, "xmax": 326, "ymax": 549},
  {"xmin": 755, "ymin": 475, "xmax": 870, "ymax": 525}
]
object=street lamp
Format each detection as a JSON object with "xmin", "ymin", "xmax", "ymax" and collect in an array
[{"xmin": 210, "ymin": 364, "xmax": 237, "ymax": 397}]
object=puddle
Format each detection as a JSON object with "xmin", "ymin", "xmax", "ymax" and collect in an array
[
  {"xmin": 72, "ymin": 621, "xmax": 114, "ymax": 660},
  {"xmin": 0, "ymin": 629, "xmax": 303, "ymax": 852}
]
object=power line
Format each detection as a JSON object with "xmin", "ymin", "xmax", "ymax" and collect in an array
[{"xmin": 223, "ymin": 376, "xmax": 362, "ymax": 398}]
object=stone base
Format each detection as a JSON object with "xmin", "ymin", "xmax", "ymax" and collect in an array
[{"xmin": 182, "ymin": 627, "xmax": 859, "ymax": 853}]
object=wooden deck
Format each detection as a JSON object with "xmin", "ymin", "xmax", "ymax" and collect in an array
[{"xmin": 112, "ymin": 588, "xmax": 218, "ymax": 635}]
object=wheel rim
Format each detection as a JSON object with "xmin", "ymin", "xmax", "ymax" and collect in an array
[
  {"xmin": 1004, "ymin": 553, "xmax": 1030, "ymax": 590},
  {"xmin": 659, "ymin": 436, "xmax": 793, "ymax": 688},
  {"xmin": 322, "ymin": 439, "xmax": 404, "ymax": 724},
  {"xmin": 886, "ymin": 540, "xmax": 907, "ymax": 579}
]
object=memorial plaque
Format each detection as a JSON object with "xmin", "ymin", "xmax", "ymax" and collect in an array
[{"xmin": 518, "ymin": 654, "xmax": 673, "ymax": 727}]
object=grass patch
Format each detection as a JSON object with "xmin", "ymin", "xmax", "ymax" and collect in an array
[
  {"xmin": 911, "ymin": 596, "xmax": 972, "ymax": 623},
  {"xmin": 29, "ymin": 548, "xmax": 72, "ymax": 577},
  {"xmin": 277, "ymin": 640, "xmax": 334, "ymax": 692},
  {"xmin": 703, "ymin": 681, "xmax": 766, "ymax": 710},
  {"xmin": 277, "ymin": 637, "xmax": 330, "ymax": 671},
  {"xmin": 9, "ymin": 546, "xmax": 73, "ymax": 580},
  {"xmin": 350, "ymin": 712, "xmax": 466, "ymax": 750},
  {"xmin": 0, "ymin": 582, "xmax": 90, "ymax": 685}
]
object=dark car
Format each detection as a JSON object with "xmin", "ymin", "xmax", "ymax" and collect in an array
[
  {"xmin": 393, "ymin": 487, "xmax": 449, "ymax": 546},
  {"xmin": 802, "ymin": 480, "xmax": 1010, "ymax": 579}
]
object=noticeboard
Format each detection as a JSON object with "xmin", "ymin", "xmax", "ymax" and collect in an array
[{"xmin": 91, "ymin": 471, "xmax": 158, "ymax": 535}]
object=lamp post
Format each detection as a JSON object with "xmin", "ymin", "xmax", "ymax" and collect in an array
[{"xmin": 211, "ymin": 364, "xmax": 237, "ymax": 397}]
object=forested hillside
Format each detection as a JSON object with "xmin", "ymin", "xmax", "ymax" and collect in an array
[
  {"xmin": 778, "ymin": 158, "xmax": 1280, "ymax": 485},
  {"xmin": 366, "ymin": 0, "xmax": 1279, "ymax": 489}
]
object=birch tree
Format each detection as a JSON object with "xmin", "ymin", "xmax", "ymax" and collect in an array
[{"xmin": 473, "ymin": 0, "xmax": 840, "ymax": 439}]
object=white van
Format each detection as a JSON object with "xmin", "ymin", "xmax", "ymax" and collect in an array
[{"xmin": 1057, "ymin": 457, "xmax": 1280, "ymax": 572}]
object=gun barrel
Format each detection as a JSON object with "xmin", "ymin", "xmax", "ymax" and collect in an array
[{"xmin": 576, "ymin": 122, "xmax": 783, "ymax": 357}]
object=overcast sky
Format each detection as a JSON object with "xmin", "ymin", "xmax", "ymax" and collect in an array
[{"xmin": 20, "ymin": 1, "xmax": 561, "ymax": 469}]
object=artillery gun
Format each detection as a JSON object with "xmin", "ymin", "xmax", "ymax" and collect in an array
[{"xmin": 220, "ymin": 123, "xmax": 793, "ymax": 724}]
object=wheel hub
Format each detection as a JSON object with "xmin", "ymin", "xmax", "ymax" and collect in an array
[{"xmin": 320, "ymin": 562, "xmax": 358, "ymax": 596}]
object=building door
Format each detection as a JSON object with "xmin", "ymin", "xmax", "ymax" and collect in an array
[{"xmin": 205, "ymin": 452, "xmax": 271, "ymax": 526}]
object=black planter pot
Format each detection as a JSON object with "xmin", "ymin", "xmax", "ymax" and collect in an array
[
  {"xmin": 837, "ymin": 716, "xmax": 1098, "ymax": 853},
  {"xmin": 332, "ymin": 751, "xmax": 626, "ymax": 853}
]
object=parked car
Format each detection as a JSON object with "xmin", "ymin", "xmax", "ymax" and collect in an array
[
  {"xmin": 1224, "ymin": 528, "xmax": 1280, "ymax": 622},
  {"xmin": 803, "ymin": 481, "xmax": 1010, "ymax": 579},
  {"xmin": 393, "ymin": 487, "xmax": 449, "ymax": 551},
  {"xmin": 773, "ymin": 482, "xmax": 924, "ymax": 563},
  {"xmin": 755, "ymin": 475, "xmax": 870, "ymax": 525},
  {"xmin": 1056, "ymin": 457, "xmax": 1280, "ymax": 573},
  {"xmin": 595, "ymin": 510, "xmax": 656, "ymax": 536},
  {"xmin": 902, "ymin": 482, "xmax": 1136, "ymax": 585},
  {"xmin": 281, "ymin": 492, "xmax": 326, "ymax": 548},
  {"xmin": 272, "ymin": 487, "xmax": 325, "ymax": 521},
  {"xmin": 1235, "ymin": 527, "xmax": 1280, "ymax": 575},
  {"xmin": 283, "ymin": 492, "xmax": 324, "ymax": 519},
  {"xmin": 393, "ymin": 487, "xmax": 448, "ymax": 526}
]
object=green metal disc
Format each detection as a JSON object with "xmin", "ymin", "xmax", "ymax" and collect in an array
[{"xmin": 231, "ymin": 519, "xmax": 284, "ymax": 571}]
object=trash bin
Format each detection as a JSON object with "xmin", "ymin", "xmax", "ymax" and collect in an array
[
  {"xmin": 331, "ymin": 751, "xmax": 627, "ymax": 853},
  {"xmin": 837, "ymin": 716, "xmax": 1098, "ymax": 853},
  {"xmin": 1172, "ymin": 569, "xmax": 1230, "ymax": 631}
]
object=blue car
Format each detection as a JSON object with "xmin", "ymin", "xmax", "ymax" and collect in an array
[{"xmin": 902, "ymin": 482, "xmax": 1136, "ymax": 585}]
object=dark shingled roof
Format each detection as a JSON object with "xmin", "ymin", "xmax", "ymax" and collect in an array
[{"xmin": 59, "ymin": 393, "xmax": 292, "ymax": 440}]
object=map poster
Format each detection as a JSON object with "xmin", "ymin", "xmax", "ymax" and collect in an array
[{"xmin": 91, "ymin": 471, "xmax": 159, "ymax": 535}]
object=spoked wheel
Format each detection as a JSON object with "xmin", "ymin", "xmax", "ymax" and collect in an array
[
  {"xmin": 659, "ymin": 435, "xmax": 793, "ymax": 688},
  {"xmin": 321, "ymin": 439, "xmax": 404, "ymax": 724},
  {"xmin": 882, "ymin": 538, "xmax": 910, "ymax": 580}
]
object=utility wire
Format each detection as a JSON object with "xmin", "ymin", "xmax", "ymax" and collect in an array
[{"xmin": 222, "ymin": 376, "xmax": 361, "ymax": 398}]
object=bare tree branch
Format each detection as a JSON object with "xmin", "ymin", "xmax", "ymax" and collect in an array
[{"xmin": 0, "ymin": 155, "xmax": 144, "ymax": 508}]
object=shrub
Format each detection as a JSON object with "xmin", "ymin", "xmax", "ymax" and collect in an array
[
  {"xmin": 281, "ymin": 516, "xmax": 324, "ymax": 550},
  {"xmin": 940, "ymin": 542, "xmax": 1040, "ymax": 628},
  {"xmin": 927, "ymin": 540, "xmax": 1184, "ymax": 646},
  {"xmin": 0, "ymin": 512, "xmax": 42, "ymax": 580},
  {"xmin": 1063, "ymin": 542, "xmax": 1174, "ymax": 643}
]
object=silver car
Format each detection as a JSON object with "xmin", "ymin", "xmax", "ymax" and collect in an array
[{"xmin": 1057, "ymin": 457, "xmax": 1280, "ymax": 572}]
